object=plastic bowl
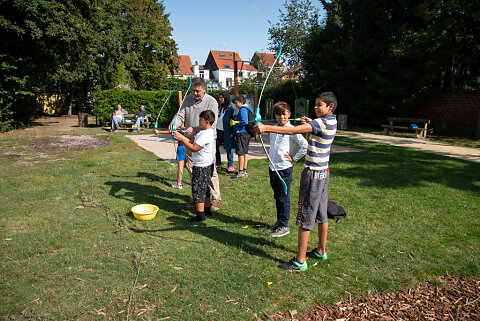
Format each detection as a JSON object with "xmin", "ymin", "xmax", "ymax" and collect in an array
[{"xmin": 131, "ymin": 204, "xmax": 159, "ymax": 221}]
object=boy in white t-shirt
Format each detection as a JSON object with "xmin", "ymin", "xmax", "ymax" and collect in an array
[{"xmin": 174, "ymin": 110, "xmax": 215, "ymax": 222}]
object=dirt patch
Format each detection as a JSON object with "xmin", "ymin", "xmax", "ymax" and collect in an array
[
  {"xmin": 270, "ymin": 276, "xmax": 479, "ymax": 320},
  {"xmin": 27, "ymin": 135, "xmax": 110, "ymax": 151}
]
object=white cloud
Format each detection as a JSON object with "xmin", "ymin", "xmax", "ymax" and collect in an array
[{"xmin": 219, "ymin": 41, "xmax": 229, "ymax": 49}]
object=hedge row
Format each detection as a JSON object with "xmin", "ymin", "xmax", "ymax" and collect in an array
[{"xmin": 92, "ymin": 89, "xmax": 180, "ymax": 127}]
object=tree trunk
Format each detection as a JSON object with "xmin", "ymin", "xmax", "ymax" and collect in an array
[{"xmin": 67, "ymin": 84, "xmax": 74, "ymax": 116}]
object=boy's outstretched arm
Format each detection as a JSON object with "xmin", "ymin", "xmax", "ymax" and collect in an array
[{"xmin": 255, "ymin": 122, "xmax": 313, "ymax": 135}]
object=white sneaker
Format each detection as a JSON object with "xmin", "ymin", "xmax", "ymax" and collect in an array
[
  {"xmin": 271, "ymin": 226, "xmax": 290, "ymax": 238},
  {"xmin": 172, "ymin": 184, "xmax": 183, "ymax": 189}
]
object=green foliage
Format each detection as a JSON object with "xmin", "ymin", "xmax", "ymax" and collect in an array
[
  {"xmin": 268, "ymin": 0, "xmax": 320, "ymax": 67},
  {"xmin": 302, "ymin": 0, "xmax": 480, "ymax": 126},
  {"xmin": 0, "ymin": 0, "xmax": 178, "ymax": 128},
  {"xmin": 92, "ymin": 89, "xmax": 179, "ymax": 127}
]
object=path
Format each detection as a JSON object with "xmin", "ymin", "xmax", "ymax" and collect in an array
[
  {"xmin": 336, "ymin": 130, "xmax": 480, "ymax": 163},
  {"xmin": 126, "ymin": 133, "xmax": 362, "ymax": 162}
]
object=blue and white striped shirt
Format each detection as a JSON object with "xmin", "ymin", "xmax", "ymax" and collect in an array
[{"xmin": 304, "ymin": 115, "xmax": 337, "ymax": 170}]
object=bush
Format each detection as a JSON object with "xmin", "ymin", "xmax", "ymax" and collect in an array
[{"xmin": 92, "ymin": 89, "xmax": 180, "ymax": 127}]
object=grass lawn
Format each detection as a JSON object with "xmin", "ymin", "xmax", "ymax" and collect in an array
[
  {"xmin": 345, "ymin": 126, "xmax": 480, "ymax": 149},
  {"xmin": 1, "ymin": 122, "xmax": 479, "ymax": 320}
]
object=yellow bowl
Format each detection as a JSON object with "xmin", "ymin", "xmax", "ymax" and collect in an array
[{"xmin": 131, "ymin": 204, "xmax": 159, "ymax": 221}]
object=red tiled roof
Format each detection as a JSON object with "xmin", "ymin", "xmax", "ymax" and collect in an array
[
  {"xmin": 254, "ymin": 52, "xmax": 277, "ymax": 67},
  {"xmin": 208, "ymin": 50, "xmax": 258, "ymax": 71},
  {"xmin": 174, "ymin": 55, "xmax": 194, "ymax": 75}
]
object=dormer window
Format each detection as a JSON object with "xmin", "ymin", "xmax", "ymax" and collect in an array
[{"xmin": 219, "ymin": 53, "xmax": 226, "ymax": 57}]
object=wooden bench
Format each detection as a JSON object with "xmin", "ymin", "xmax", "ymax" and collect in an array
[
  {"xmin": 119, "ymin": 113, "xmax": 151, "ymax": 130},
  {"xmin": 381, "ymin": 117, "xmax": 430, "ymax": 138}
]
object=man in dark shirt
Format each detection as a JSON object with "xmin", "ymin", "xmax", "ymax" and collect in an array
[{"xmin": 134, "ymin": 104, "xmax": 148, "ymax": 133}]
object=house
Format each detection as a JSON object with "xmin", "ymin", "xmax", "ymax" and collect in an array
[
  {"xmin": 204, "ymin": 50, "xmax": 258, "ymax": 88},
  {"xmin": 173, "ymin": 55, "xmax": 210, "ymax": 80}
]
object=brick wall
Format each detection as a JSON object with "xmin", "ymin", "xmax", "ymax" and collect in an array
[{"xmin": 413, "ymin": 92, "xmax": 480, "ymax": 138}]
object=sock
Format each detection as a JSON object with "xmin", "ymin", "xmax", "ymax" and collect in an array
[
  {"xmin": 187, "ymin": 212, "xmax": 206, "ymax": 222},
  {"xmin": 204, "ymin": 206, "xmax": 212, "ymax": 216}
]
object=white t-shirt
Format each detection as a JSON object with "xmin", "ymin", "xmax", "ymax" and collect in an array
[
  {"xmin": 192, "ymin": 128, "xmax": 214, "ymax": 167},
  {"xmin": 216, "ymin": 108, "xmax": 226, "ymax": 131}
]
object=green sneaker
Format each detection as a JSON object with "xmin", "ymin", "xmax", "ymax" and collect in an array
[
  {"xmin": 306, "ymin": 249, "xmax": 328, "ymax": 261},
  {"xmin": 278, "ymin": 257, "xmax": 307, "ymax": 272}
]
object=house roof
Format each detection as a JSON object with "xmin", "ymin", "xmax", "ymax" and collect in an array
[
  {"xmin": 254, "ymin": 52, "xmax": 277, "ymax": 67},
  {"xmin": 174, "ymin": 55, "xmax": 194, "ymax": 76},
  {"xmin": 208, "ymin": 50, "xmax": 258, "ymax": 71}
]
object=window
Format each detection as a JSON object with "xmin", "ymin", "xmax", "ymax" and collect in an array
[
  {"xmin": 219, "ymin": 53, "xmax": 226, "ymax": 57},
  {"xmin": 239, "ymin": 71, "xmax": 243, "ymax": 77},
  {"xmin": 224, "ymin": 64, "xmax": 231, "ymax": 69}
]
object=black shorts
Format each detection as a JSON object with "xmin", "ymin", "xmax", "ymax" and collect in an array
[
  {"xmin": 192, "ymin": 164, "xmax": 214, "ymax": 203},
  {"xmin": 235, "ymin": 132, "xmax": 251, "ymax": 156}
]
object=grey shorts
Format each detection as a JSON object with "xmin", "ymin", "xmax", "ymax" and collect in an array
[
  {"xmin": 235, "ymin": 132, "xmax": 251, "ymax": 156},
  {"xmin": 296, "ymin": 167, "xmax": 330, "ymax": 230}
]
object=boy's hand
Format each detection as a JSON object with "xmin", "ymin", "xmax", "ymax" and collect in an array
[
  {"xmin": 254, "ymin": 122, "xmax": 265, "ymax": 134},
  {"xmin": 173, "ymin": 131, "xmax": 186, "ymax": 143},
  {"xmin": 284, "ymin": 152, "xmax": 293, "ymax": 162},
  {"xmin": 301, "ymin": 116, "xmax": 312, "ymax": 124},
  {"xmin": 154, "ymin": 130, "xmax": 161, "ymax": 135}
]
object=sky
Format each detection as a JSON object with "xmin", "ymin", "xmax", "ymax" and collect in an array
[{"xmin": 163, "ymin": 0, "xmax": 287, "ymax": 65}]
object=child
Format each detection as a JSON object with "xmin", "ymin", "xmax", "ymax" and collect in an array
[
  {"xmin": 255, "ymin": 92, "xmax": 337, "ymax": 271},
  {"xmin": 267, "ymin": 102, "xmax": 308, "ymax": 238},
  {"xmin": 174, "ymin": 110, "xmax": 215, "ymax": 222},
  {"xmin": 154, "ymin": 128, "xmax": 190, "ymax": 189},
  {"xmin": 231, "ymin": 95, "xmax": 253, "ymax": 179}
]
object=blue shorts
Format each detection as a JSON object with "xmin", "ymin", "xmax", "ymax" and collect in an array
[{"xmin": 176, "ymin": 145, "xmax": 185, "ymax": 161}]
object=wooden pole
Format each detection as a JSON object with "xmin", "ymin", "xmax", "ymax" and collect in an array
[
  {"xmin": 234, "ymin": 51, "xmax": 239, "ymax": 97},
  {"xmin": 178, "ymin": 91, "xmax": 183, "ymax": 108}
]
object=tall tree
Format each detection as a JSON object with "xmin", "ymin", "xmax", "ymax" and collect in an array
[
  {"xmin": 122, "ymin": 0, "xmax": 177, "ymax": 90},
  {"xmin": 303, "ymin": 0, "xmax": 480, "ymax": 125},
  {"xmin": 268, "ymin": 0, "xmax": 320, "ymax": 69}
]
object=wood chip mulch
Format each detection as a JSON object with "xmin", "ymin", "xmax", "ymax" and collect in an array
[{"xmin": 271, "ymin": 276, "xmax": 480, "ymax": 320}]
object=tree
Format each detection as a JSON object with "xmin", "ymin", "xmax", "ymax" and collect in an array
[
  {"xmin": 268, "ymin": 0, "xmax": 320, "ymax": 68},
  {"xmin": 303, "ymin": 0, "xmax": 480, "ymax": 126},
  {"xmin": 122, "ymin": 0, "xmax": 178, "ymax": 90}
]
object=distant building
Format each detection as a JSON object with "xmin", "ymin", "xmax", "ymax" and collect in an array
[
  {"xmin": 173, "ymin": 55, "xmax": 210, "ymax": 80},
  {"xmin": 172, "ymin": 50, "xmax": 286, "ymax": 89}
]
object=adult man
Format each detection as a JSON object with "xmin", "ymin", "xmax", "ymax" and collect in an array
[
  {"xmin": 134, "ymin": 104, "xmax": 148, "ymax": 133},
  {"xmin": 169, "ymin": 78, "xmax": 221, "ymax": 210}
]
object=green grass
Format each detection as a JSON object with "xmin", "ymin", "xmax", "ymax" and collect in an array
[
  {"xmin": 1, "ymin": 125, "xmax": 479, "ymax": 320},
  {"xmin": 345, "ymin": 126, "xmax": 480, "ymax": 149}
]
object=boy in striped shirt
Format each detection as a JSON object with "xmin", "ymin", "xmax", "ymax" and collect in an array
[{"xmin": 255, "ymin": 92, "xmax": 337, "ymax": 271}]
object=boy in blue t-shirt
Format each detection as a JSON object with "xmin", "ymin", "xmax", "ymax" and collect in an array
[
  {"xmin": 255, "ymin": 92, "xmax": 338, "ymax": 271},
  {"xmin": 231, "ymin": 95, "xmax": 253, "ymax": 179}
]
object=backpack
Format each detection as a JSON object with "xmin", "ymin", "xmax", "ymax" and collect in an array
[
  {"xmin": 327, "ymin": 200, "xmax": 347, "ymax": 223},
  {"xmin": 240, "ymin": 106, "xmax": 255, "ymax": 137}
]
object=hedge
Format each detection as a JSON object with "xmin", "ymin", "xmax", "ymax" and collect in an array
[{"xmin": 92, "ymin": 89, "xmax": 180, "ymax": 127}]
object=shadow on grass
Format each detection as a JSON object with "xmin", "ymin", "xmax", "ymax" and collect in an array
[
  {"xmin": 129, "ymin": 214, "xmax": 294, "ymax": 263},
  {"xmin": 332, "ymin": 137, "xmax": 480, "ymax": 194},
  {"xmin": 106, "ymin": 171, "xmax": 295, "ymax": 262}
]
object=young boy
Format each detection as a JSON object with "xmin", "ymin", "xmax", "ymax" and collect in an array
[
  {"xmin": 231, "ymin": 95, "xmax": 253, "ymax": 179},
  {"xmin": 255, "ymin": 92, "xmax": 337, "ymax": 271},
  {"xmin": 155, "ymin": 128, "xmax": 190, "ymax": 189},
  {"xmin": 267, "ymin": 102, "xmax": 308, "ymax": 238},
  {"xmin": 174, "ymin": 110, "xmax": 215, "ymax": 222}
]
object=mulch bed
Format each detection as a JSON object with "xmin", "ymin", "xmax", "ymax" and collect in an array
[
  {"xmin": 270, "ymin": 276, "xmax": 480, "ymax": 320},
  {"xmin": 27, "ymin": 135, "xmax": 110, "ymax": 151}
]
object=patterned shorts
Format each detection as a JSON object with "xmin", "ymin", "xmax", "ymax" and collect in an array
[{"xmin": 192, "ymin": 163, "xmax": 214, "ymax": 203}]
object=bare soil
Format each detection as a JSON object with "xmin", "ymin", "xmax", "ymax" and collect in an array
[
  {"xmin": 269, "ymin": 276, "xmax": 480, "ymax": 320},
  {"xmin": 27, "ymin": 135, "xmax": 109, "ymax": 151}
]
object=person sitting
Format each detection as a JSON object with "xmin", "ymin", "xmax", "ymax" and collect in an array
[
  {"xmin": 111, "ymin": 104, "xmax": 126, "ymax": 132},
  {"xmin": 134, "ymin": 104, "xmax": 148, "ymax": 133}
]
